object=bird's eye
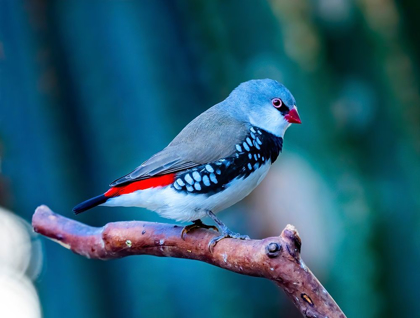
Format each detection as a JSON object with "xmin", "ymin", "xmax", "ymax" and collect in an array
[
  {"xmin": 272, "ymin": 98, "xmax": 289, "ymax": 114},
  {"xmin": 272, "ymin": 98, "xmax": 282, "ymax": 108}
]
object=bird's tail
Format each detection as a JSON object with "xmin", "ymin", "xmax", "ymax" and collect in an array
[
  {"xmin": 73, "ymin": 194, "xmax": 109, "ymax": 214},
  {"xmin": 73, "ymin": 174, "xmax": 176, "ymax": 214}
]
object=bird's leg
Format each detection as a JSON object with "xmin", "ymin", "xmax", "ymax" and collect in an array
[
  {"xmin": 206, "ymin": 210, "xmax": 250, "ymax": 252},
  {"xmin": 181, "ymin": 219, "xmax": 219, "ymax": 240}
]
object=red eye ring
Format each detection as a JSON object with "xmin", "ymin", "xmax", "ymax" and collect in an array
[{"xmin": 272, "ymin": 98, "xmax": 282, "ymax": 108}]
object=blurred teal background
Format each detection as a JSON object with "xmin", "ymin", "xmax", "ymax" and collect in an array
[{"xmin": 1, "ymin": 0, "xmax": 420, "ymax": 317}]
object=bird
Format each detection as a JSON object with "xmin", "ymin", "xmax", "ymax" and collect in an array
[{"xmin": 73, "ymin": 79, "xmax": 301, "ymax": 250}]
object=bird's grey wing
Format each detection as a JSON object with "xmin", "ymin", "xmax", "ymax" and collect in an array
[
  {"xmin": 109, "ymin": 148, "xmax": 199, "ymax": 186},
  {"xmin": 110, "ymin": 105, "xmax": 249, "ymax": 187}
]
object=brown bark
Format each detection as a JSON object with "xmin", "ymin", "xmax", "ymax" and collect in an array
[{"xmin": 32, "ymin": 205, "xmax": 345, "ymax": 318}]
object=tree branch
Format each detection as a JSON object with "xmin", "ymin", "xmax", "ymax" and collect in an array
[{"xmin": 32, "ymin": 205, "xmax": 345, "ymax": 318}]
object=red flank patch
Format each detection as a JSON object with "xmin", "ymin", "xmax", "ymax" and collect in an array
[{"xmin": 105, "ymin": 174, "xmax": 175, "ymax": 197}]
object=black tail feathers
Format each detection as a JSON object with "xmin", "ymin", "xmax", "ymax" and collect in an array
[{"xmin": 73, "ymin": 194, "xmax": 108, "ymax": 214}]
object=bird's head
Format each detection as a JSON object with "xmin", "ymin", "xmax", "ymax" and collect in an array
[{"xmin": 227, "ymin": 79, "xmax": 301, "ymax": 138}]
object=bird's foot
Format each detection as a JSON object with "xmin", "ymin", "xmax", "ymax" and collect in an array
[
  {"xmin": 208, "ymin": 229, "xmax": 250, "ymax": 253},
  {"xmin": 181, "ymin": 219, "xmax": 219, "ymax": 240},
  {"xmin": 204, "ymin": 210, "xmax": 250, "ymax": 253}
]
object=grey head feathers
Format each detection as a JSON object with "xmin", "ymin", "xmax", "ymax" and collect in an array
[
  {"xmin": 222, "ymin": 79, "xmax": 297, "ymax": 138},
  {"xmin": 228, "ymin": 79, "xmax": 296, "ymax": 108}
]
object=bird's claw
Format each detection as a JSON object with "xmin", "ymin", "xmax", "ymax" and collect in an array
[
  {"xmin": 181, "ymin": 220, "xmax": 219, "ymax": 240},
  {"xmin": 208, "ymin": 231, "xmax": 250, "ymax": 253}
]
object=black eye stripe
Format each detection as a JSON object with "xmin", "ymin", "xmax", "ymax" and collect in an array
[{"xmin": 278, "ymin": 104, "xmax": 289, "ymax": 114}]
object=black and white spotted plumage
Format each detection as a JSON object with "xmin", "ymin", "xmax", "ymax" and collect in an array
[{"xmin": 172, "ymin": 127, "xmax": 283, "ymax": 196}]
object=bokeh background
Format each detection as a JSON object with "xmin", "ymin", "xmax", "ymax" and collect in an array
[{"xmin": 1, "ymin": 0, "xmax": 419, "ymax": 317}]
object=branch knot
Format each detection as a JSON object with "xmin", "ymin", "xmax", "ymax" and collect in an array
[{"xmin": 266, "ymin": 242, "xmax": 282, "ymax": 258}]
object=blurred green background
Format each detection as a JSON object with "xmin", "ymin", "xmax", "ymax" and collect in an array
[{"xmin": 1, "ymin": 0, "xmax": 419, "ymax": 317}]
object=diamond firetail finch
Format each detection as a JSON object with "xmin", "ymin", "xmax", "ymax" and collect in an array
[{"xmin": 73, "ymin": 79, "xmax": 301, "ymax": 249}]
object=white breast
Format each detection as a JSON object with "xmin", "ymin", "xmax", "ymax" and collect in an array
[{"xmin": 103, "ymin": 161, "xmax": 272, "ymax": 222}]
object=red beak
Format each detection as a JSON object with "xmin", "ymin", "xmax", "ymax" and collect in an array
[{"xmin": 284, "ymin": 107, "xmax": 301, "ymax": 124}]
